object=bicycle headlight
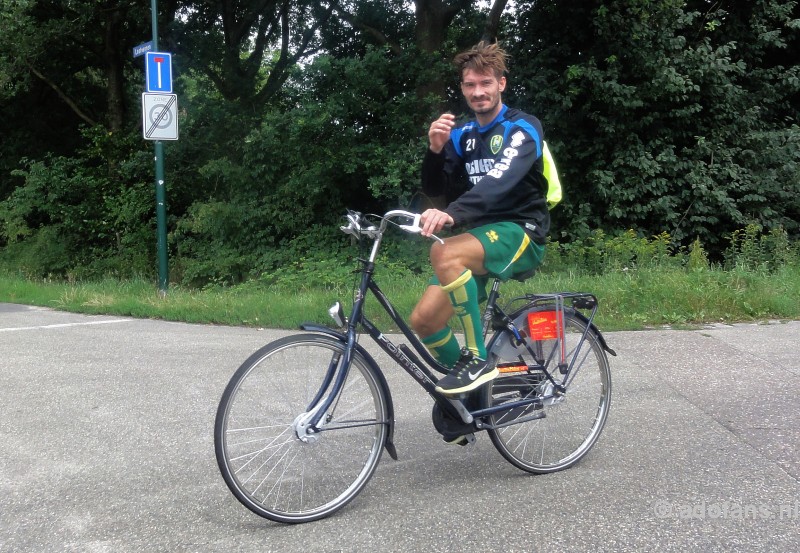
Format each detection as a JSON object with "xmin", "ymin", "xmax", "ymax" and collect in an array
[{"xmin": 328, "ymin": 301, "xmax": 347, "ymax": 328}]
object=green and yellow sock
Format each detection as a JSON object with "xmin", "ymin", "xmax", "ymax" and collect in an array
[
  {"xmin": 421, "ymin": 326, "xmax": 462, "ymax": 368},
  {"xmin": 441, "ymin": 269, "xmax": 486, "ymax": 360}
]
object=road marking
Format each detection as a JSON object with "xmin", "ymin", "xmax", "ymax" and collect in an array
[{"xmin": 0, "ymin": 319, "xmax": 132, "ymax": 332}]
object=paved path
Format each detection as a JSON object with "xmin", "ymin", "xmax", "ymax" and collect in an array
[{"xmin": 1, "ymin": 304, "xmax": 798, "ymax": 552}]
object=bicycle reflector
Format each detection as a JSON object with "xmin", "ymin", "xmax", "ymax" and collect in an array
[{"xmin": 528, "ymin": 311, "xmax": 560, "ymax": 341}]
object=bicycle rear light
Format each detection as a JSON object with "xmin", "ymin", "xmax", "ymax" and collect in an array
[{"xmin": 528, "ymin": 311, "xmax": 559, "ymax": 341}]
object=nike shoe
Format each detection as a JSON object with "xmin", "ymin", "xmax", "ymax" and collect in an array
[{"xmin": 435, "ymin": 350, "xmax": 499, "ymax": 396}]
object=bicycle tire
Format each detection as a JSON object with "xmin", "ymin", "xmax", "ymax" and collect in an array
[
  {"xmin": 485, "ymin": 309, "xmax": 611, "ymax": 474},
  {"xmin": 214, "ymin": 334, "xmax": 389, "ymax": 523}
]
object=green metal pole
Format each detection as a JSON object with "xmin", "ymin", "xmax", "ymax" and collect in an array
[
  {"xmin": 151, "ymin": 0, "xmax": 168, "ymax": 296},
  {"xmin": 154, "ymin": 143, "xmax": 168, "ymax": 295}
]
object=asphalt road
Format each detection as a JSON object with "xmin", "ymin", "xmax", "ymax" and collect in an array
[{"xmin": 1, "ymin": 303, "xmax": 799, "ymax": 552}]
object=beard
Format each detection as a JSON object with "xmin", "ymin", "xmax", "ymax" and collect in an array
[{"xmin": 469, "ymin": 95, "xmax": 501, "ymax": 115}]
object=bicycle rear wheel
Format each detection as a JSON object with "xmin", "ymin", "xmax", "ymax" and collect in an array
[
  {"xmin": 214, "ymin": 334, "xmax": 389, "ymax": 523},
  {"xmin": 485, "ymin": 310, "xmax": 611, "ymax": 474}
]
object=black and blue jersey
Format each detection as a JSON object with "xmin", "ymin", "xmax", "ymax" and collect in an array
[{"xmin": 421, "ymin": 104, "xmax": 550, "ymax": 244}]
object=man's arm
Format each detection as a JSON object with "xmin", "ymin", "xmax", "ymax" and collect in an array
[
  {"xmin": 421, "ymin": 149, "xmax": 447, "ymax": 196},
  {"xmin": 420, "ymin": 113, "xmax": 459, "ymax": 236}
]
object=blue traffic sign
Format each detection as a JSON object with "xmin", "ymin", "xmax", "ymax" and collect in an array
[{"xmin": 145, "ymin": 52, "xmax": 172, "ymax": 93}]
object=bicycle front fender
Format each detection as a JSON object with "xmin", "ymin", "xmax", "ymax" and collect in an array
[{"xmin": 299, "ymin": 323, "xmax": 399, "ymax": 460}]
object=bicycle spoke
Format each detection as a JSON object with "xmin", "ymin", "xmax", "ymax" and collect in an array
[
  {"xmin": 487, "ymin": 311, "xmax": 611, "ymax": 474},
  {"xmin": 215, "ymin": 334, "xmax": 389, "ymax": 523},
  {"xmin": 229, "ymin": 433, "xmax": 295, "ymax": 465}
]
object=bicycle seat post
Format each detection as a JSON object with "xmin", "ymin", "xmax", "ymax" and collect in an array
[{"xmin": 482, "ymin": 279, "xmax": 503, "ymax": 336}]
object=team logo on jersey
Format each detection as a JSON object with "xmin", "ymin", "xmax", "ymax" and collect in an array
[{"xmin": 490, "ymin": 135, "xmax": 503, "ymax": 155}]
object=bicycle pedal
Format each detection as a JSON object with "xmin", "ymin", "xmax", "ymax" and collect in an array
[{"xmin": 448, "ymin": 433, "xmax": 476, "ymax": 447}]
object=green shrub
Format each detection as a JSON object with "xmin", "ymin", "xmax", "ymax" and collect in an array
[{"xmin": 724, "ymin": 224, "xmax": 797, "ymax": 272}]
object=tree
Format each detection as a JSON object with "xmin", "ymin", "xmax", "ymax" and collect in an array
[
  {"xmin": 1, "ymin": 0, "xmax": 797, "ymax": 283},
  {"xmin": 506, "ymin": 0, "xmax": 800, "ymax": 247},
  {"xmin": 169, "ymin": 0, "xmax": 337, "ymax": 109},
  {"xmin": 0, "ymin": 1, "xmax": 150, "ymax": 132},
  {"xmin": 0, "ymin": 0, "xmax": 153, "ymax": 205}
]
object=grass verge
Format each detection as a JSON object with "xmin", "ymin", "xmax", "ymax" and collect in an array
[{"xmin": 1, "ymin": 265, "xmax": 798, "ymax": 331}]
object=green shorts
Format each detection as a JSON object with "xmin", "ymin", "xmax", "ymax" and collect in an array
[
  {"xmin": 467, "ymin": 222, "xmax": 545, "ymax": 281},
  {"xmin": 428, "ymin": 222, "xmax": 545, "ymax": 300}
]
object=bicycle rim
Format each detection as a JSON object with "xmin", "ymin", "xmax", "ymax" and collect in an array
[
  {"xmin": 486, "ymin": 313, "xmax": 611, "ymax": 474},
  {"xmin": 214, "ymin": 334, "xmax": 389, "ymax": 523}
]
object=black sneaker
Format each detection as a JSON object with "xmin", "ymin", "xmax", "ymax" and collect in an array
[{"xmin": 435, "ymin": 350, "xmax": 499, "ymax": 396}]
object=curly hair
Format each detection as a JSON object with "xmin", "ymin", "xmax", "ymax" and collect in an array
[{"xmin": 453, "ymin": 41, "xmax": 509, "ymax": 80}]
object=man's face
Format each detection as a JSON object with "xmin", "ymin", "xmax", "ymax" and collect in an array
[{"xmin": 461, "ymin": 68, "xmax": 506, "ymax": 117}]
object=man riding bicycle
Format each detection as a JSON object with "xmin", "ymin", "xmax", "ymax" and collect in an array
[{"xmin": 410, "ymin": 41, "xmax": 553, "ymax": 397}]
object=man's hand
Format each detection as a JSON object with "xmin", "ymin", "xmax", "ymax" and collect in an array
[
  {"xmin": 420, "ymin": 209, "xmax": 454, "ymax": 237},
  {"xmin": 428, "ymin": 113, "xmax": 456, "ymax": 154}
]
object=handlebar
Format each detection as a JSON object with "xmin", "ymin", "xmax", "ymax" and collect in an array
[{"xmin": 340, "ymin": 209, "xmax": 446, "ymax": 244}]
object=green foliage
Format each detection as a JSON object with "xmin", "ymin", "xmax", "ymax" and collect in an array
[
  {"xmin": 0, "ymin": 0, "xmax": 150, "ymax": 175},
  {"xmin": 172, "ymin": 200, "xmax": 259, "ymax": 286},
  {"xmin": 244, "ymin": 47, "xmax": 439, "ymax": 206},
  {"xmin": 0, "ymin": 0, "xmax": 798, "ymax": 289},
  {"xmin": 544, "ymin": 228, "xmax": 678, "ymax": 275},
  {"xmin": 0, "ymin": 128, "xmax": 154, "ymax": 279},
  {"xmin": 687, "ymin": 237, "xmax": 709, "ymax": 271},
  {"xmin": 508, "ymin": 0, "xmax": 800, "ymax": 247},
  {"xmin": 167, "ymin": 47, "xmax": 442, "ymax": 286},
  {"xmin": 543, "ymin": 224, "xmax": 797, "ymax": 278},
  {"xmin": 724, "ymin": 224, "xmax": 798, "ymax": 272}
]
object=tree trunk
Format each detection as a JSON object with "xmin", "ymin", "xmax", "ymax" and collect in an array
[
  {"xmin": 482, "ymin": 0, "xmax": 509, "ymax": 43},
  {"xmin": 103, "ymin": 3, "xmax": 126, "ymax": 133},
  {"xmin": 413, "ymin": 0, "xmax": 465, "ymax": 112},
  {"xmin": 414, "ymin": 0, "xmax": 458, "ymax": 54}
]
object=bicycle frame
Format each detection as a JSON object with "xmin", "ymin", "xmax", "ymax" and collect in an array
[
  {"xmin": 300, "ymin": 211, "xmax": 610, "ymax": 434},
  {"xmin": 215, "ymin": 209, "xmax": 615, "ymax": 523}
]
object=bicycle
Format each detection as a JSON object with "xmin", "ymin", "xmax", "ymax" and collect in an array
[{"xmin": 214, "ymin": 209, "xmax": 615, "ymax": 524}]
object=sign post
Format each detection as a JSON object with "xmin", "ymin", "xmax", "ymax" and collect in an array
[{"xmin": 150, "ymin": 0, "xmax": 169, "ymax": 296}]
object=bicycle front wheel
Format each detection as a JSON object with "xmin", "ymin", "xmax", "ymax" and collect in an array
[
  {"xmin": 214, "ymin": 334, "xmax": 389, "ymax": 523},
  {"xmin": 485, "ymin": 310, "xmax": 611, "ymax": 474}
]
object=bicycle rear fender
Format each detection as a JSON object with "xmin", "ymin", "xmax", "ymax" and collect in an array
[
  {"xmin": 299, "ymin": 324, "xmax": 399, "ymax": 460},
  {"xmin": 564, "ymin": 309, "xmax": 616, "ymax": 356}
]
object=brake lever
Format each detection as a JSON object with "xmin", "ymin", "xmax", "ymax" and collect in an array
[{"xmin": 397, "ymin": 214, "xmax": 444, "ymax": 244}]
